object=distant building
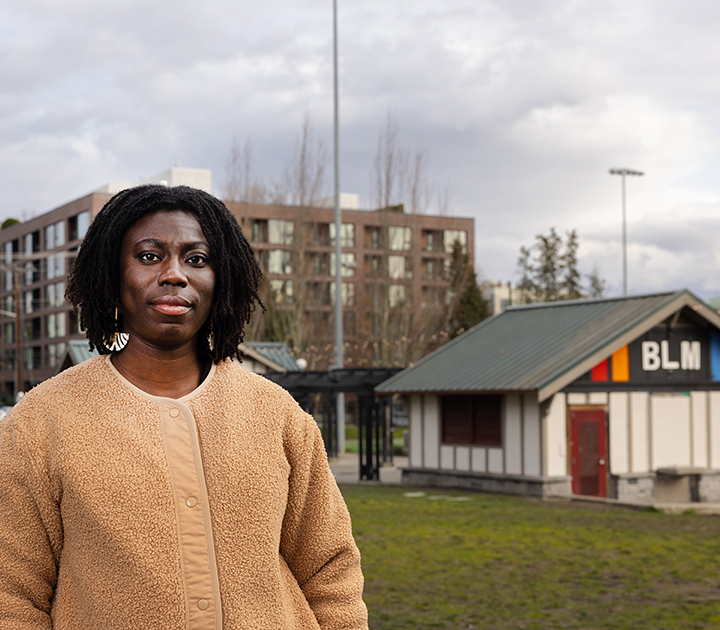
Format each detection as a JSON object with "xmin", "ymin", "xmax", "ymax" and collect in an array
[
  {"xmin": 225, "ymin": 199, "xmax": 475, "ymax": 366},
  {"xmin": 0, "ymin": 168, "xmax": 474, "ymax": 396},
  {"xmin": 480, "ymin": 280, "xmax": 523, "ymax": 315}
]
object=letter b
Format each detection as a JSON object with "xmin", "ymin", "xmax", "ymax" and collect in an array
[{"xmin": 642, "ymin": 341, "xmax": 660, "ymax": 371}]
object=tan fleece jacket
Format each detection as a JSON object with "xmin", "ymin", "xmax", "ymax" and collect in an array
[{"xmin": 0, "ymin": 355, "xmax": 367, "ymax": 630}]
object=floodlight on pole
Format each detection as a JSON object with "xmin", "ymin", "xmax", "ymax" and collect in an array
[{"xmin": 609, "ymin": 167, "xmax": 644, "ymax": 296}]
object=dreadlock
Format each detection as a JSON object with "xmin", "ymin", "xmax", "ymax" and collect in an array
[{"xmin": 66, "ymin": 184, "xmax": 263, "ymax": 363}]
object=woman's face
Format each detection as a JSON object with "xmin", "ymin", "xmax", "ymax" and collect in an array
[{"xmin": 118, "ymin": 210, "xmax": 215, "ymax": 352}]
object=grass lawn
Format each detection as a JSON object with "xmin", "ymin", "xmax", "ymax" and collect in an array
[
  {"xmin": 340, "ymin": 485, "xmax": 720, "ymax": 630},
  {"xmin": 344, "ymin": 426, "xmax": 406, "ymax": 455}
]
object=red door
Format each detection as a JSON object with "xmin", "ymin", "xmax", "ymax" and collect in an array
[{"xmin": 570, "ymin": 407, "xmax": 608, "ymax": 497}]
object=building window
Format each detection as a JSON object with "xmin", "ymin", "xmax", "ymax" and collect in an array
[
  {"xmin": 388, "ymin": 284, "xmax": 406, "ymax": 308},
  {"xmin": 311, "ymin": 283, "xmax": 331, "ymax": 306},
  {"xmin": 308, "ymin": 252, "xmax": 330, "ymax": 276},
  {"xmin": 46, "ymin": 255, "xmax": 66, "ymax": 280},
  {"xmin": 4, "ymin": 240, "xmax": 17, "ymax": 291},
  {"xmin": 46, "ymin": 281, "xmax": 66, "ymax": 308},
  {"xmin": 46, "ymin": 342, "xmax": 67, "ymax": 368},
  {"xmin": 422, "ymin": 258, "xmax": 444, "ymax": 280},
  {"xmin": 310, "ymin": 223, "xmax": 331, "ymax": 246},
  {"xmin": 45, "ymin": 221, "xmax": 65, "ymax": 250},
  {"xmin": 421, "ymin": 286, "xmax": 446, "ymax": 307},
  {"xmin": 269, "ymin": 279, "xmax": 294, "ymax": 304},
  {"xmin": 24, "ymin": 346, "xmax": 42, "ymax": 370},
  {"xmin": 330, "ymin": 223, "xmax": 355, "ymax": 248},
  {"xmin": 330, "ymin": 252, "xmax": 356, "ymax": 277},
  {"xmin": 388, "ymin": 256, "xmax": 412, "ymax": 280},
  {"xmin": 4, "ymin": 323, "xmax": 14, "ymax": 345},
  {"xmin": 251, "ymin": 220, "xmax": 268, "ymax": 243},
  {"xmin": 443, "ymin": 230, "xmax": 467, "ymax": 254},
  {"xmin": 331, "ymin": 282, "xmax": 355, "ymax": 307},
  {"xmin": 25, "ymin": 317, "xmax": 41, "ymax": 341},
  {"xmin": 365, "ymin": 226, "xmax": 384, "ymax": 250},
  {"xmin": 24, "ymin": 233, "xmax": 41, "ymax": 286},
  {"xmin": 69, "ymin": 211, "xmax": 90, "ymax": 241},
  {"xmin": 47, "ymin": 312, "xmax": 66, "ymax": 339},
  {"xmin": 365, "ymin": 255, "xmax": 382, "ymax": 277},
  {"xmin": 24, "ymin": 289, "xmax": 40, "ymax": 314},
  {"xmin": 441, "ymin": 395, "xmax": 502, "ymax": 446},
  {"xmin": 268, "ymin": 220, "xmax": 294, "ymax": 245},
  {"xmin": 388, "ymin": 227, "xmax": 411, "ymax": 251},
  {"xmin": 422, "ymin": 230, "xmax": 442, "ymax": 252},
  {"xmin": 267, "ymin": 250, "xmax": 292, "ymax": 275}
]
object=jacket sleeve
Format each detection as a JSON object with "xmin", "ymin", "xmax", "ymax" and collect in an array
[
  {"xmin": 279, "ymin": 406, "xmax": 368, "ymax": 630},
  {"xmin": 0, "ymin": 412, "xmax": 61, "ymax": 629}
]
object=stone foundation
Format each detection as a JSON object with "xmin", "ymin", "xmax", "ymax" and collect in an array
[
  {"xmin": 614, "ymin": 471, "xmax": 720, "ymax": 504},
  {"xmin": 698, "ymin": 471, "xmax": 720, "ymax": 502},
  {"xmin": 615, "ymin": 474, "xmax": 655, "ymax": 504},
  {"xmin": 401, "ymin": 468, "xmax": 572, "ymax": 498}
]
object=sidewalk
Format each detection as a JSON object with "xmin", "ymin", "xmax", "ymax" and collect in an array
[{"xmin": 329, "ymin": 451, "xmax": 408, "ymax": 485}]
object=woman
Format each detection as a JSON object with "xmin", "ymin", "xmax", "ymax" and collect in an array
[{"xmin": 0, "ymin": 185, "xmax": 367, "ymax": 630}]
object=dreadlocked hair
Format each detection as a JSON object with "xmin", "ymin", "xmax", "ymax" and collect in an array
[{"xmin": 65, "ymin": 184, "xmax": 264, "ymax": 363}]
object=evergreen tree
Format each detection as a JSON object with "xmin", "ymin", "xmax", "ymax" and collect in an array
[{"xmin": 516, "ymin": 228, "xmax": 606, "ymax": 303}]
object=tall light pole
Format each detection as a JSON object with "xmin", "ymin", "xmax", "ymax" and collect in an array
[
  {"xmin": 609, "ymin": 168, "xmax": 643, "ymax": 296},
  {"xmin": 332, "ymin": 0, "xmax": 345, "ymax": 453}
]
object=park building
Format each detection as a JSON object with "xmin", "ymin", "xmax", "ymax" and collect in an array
[
  {"xmin": 377, "ymin": 290, "xmax": 720, "ymax": 505},
  {"xmin": 0, "ymin": 167, "xmax": 474, "ymax": 399}
]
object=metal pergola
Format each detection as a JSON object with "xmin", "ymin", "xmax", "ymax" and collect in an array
[{"xmin": 263, "ymin": 368, "xmax": 401, "ymax": 481}]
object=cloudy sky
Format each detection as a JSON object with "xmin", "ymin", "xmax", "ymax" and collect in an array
[{"xmin": 2, "ymin": 0, "xmax": 720, "ymax": 298}]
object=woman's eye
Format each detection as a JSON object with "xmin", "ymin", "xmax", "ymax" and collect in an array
[
  {"xmin": 139, "ymin": 252, "xmax": 160, "ymax": 263},
  {"xmin": 187, "ymin": 254, "xmax": 207, "ymax": 265}
]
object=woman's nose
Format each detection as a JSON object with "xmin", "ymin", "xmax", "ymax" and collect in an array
[{"xmin": 158, "ymin": 257, "xmax": 187, "ymax": 286}]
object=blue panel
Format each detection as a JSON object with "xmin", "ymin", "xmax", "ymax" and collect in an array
[{"xmin": 711, "ymin": 333, "xmax": 720, "ymax": 381}]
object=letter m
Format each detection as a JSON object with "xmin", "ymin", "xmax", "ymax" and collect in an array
[{"xmin": 681, "ymin": 341, "xmax": 701, "ymax": 370}]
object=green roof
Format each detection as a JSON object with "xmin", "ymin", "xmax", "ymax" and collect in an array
[
  {"xmin": 376, "ymin": 290, "xmax": 720, "ymax": 402},
  {"xmin": 241, "ymin": 342, "xmax": 301, "ymax": 372}
]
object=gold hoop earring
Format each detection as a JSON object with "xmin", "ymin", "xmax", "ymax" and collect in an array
[{"xmin": 107, "ymin": 306, "xmax": 129, "ymax": 352}]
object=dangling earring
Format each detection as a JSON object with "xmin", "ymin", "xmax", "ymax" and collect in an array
[
  {"xmin": 108, "ymin": 306, "xmax": 129, "ymax": 352},
  {"xmin": 207, "ymin": 317, "xmax": 215, "ymax": 352}
]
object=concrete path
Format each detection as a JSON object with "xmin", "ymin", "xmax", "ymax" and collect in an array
[{"xmin": 329, "ymin": 452, "xmax": 408, "ymax": 485}]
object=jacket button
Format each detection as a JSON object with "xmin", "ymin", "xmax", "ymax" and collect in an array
[
  {"xmin": 186, "ymin": 497, "xmax": 197, "ymax": 508},
  {"xmin": 169, "ymin": 408, "xmax": 180, "ymax": 418},
  {"xmin": 197, "ymin": 599, "xmax": 209, "ymax": 610}
]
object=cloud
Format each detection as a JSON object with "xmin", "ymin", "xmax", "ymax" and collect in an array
[{"xmin": 2, "ymin": 0, "xmax": 720, "ymax": 299}]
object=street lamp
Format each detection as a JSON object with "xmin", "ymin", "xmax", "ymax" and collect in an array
[
  {"xmin": 609, "ymin": 167, "xmax": 644, "ymax": 295},
  {"xmin": 332, "ymin": 0, "xmax": 346, "ymax": 453}
]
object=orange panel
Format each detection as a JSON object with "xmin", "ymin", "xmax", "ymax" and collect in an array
[
  {"xmin": 591, "ymin": 359, "xmax": 609, "ymax": 382},
  {"xmin": 611, "ymin": 345, "xmax": 629, "ymax": 382}
]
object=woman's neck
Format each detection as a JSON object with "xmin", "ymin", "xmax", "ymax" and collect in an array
[{"xmin": 110, "ymin": 341, "xmax": 207, "ymax": 398}]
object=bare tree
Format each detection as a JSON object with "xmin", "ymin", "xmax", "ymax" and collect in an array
[
  {"xmin": 281, "ymin": 115, "xmax": 328, "ymax": 208},
  {"xmin": 223, "ymin": 136, "xmax": 269, "ymax": 205}
]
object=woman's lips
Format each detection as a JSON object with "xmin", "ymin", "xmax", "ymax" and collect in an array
[
  {"xmin": 151, "ymin": 296, "xmax": 191, "ymax": 316},
  {"xmin": 152, "ymin": 303, "xmax": 191, "ymax": 316}
]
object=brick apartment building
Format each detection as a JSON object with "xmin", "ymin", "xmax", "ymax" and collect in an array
[{"xmin": 0, "ymin": 169, "xmax": 474, "ymax": 398}]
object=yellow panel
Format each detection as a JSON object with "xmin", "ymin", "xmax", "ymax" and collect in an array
[{"xmin": 611, "ymin": 345, "xmax": 629, "ymax": 382}]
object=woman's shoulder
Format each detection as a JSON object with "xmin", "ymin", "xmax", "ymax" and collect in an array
[
  {"xmin": 210, "ymin": 360, "xmax": 309, "ymax": 417},
  {"xmin": 213, "ymin": 359, "xmax": 294, "ymax": 395},
  {"xmin": 1, "ymin": 356, "xmax": 111, "ymax": 436},
  {"xmin": 23, "ymin": 356, "xmax": 111, "ymax": 402}
]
